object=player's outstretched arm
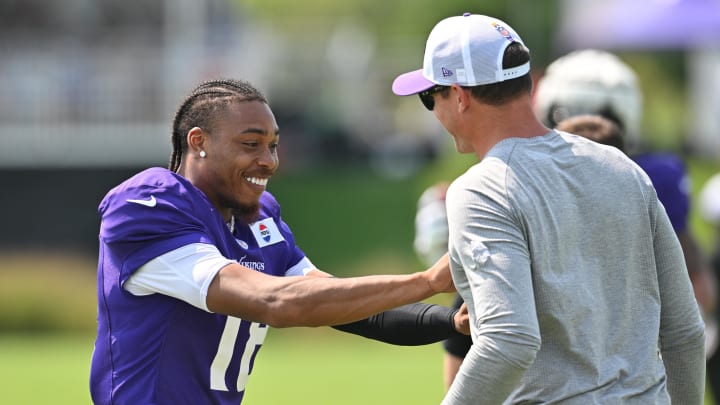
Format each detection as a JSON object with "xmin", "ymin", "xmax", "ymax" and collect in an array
[
  {"xmin": 307, "ymin": 261, "xmax": 470, "ymax": 345},
  {"xmin": 331, "ymin": 302, "xmax": 469, "ymax": 345},
  {"xmin": 206, "ymin": 254, "xmax": 454, "ymax": 328}
]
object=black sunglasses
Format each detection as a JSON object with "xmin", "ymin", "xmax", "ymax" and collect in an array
[{"xmin": 418, "ymin": 85, "xmax": 449, "ymax": 111}]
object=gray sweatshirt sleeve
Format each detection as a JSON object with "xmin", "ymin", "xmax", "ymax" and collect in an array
[
  {"xmin": 442, "ymin": 174, "xmax": 541, "ymax": 405},
  {"xmin": 653, "ymin": 198, "xmax": 706, "ymax": 404}
]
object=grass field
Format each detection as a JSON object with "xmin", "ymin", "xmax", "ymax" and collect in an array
[
  {"xmin": 0, "ymin": 329, "xmax": 449, "ymax": 405},
  {"xmin": 0, "ymin": 333, "xmax": 95, "ymax": 404},
  {"xmin": 245, "ymin": 328, "xmax": 448, "ymax": 404},
  {"xmin": 1, "ymin": 329, "xmax": 716, "ymax": 404}
]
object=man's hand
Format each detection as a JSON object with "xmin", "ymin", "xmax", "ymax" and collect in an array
[{"xmin": 453, "ymin": 302, "xmax": 470, "ymax": 335}]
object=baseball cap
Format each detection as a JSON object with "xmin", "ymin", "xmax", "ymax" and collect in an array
[{"xmin": 392, "ymin": 13, "xmax": 530, "ymax": 96}]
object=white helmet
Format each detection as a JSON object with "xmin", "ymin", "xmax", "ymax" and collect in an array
[{"xmin": 533, "ymin": 49, "xmax": 643, "ymax": 147}]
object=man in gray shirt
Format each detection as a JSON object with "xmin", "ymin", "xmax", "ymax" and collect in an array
[{"xmin": 392, "ymin": 13, "xmax": 705, "ymax": 404}]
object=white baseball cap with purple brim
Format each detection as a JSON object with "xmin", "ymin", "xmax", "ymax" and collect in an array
[{"xmin": 392, "ymin": 13, "xmax": 530, "ymax": 96}]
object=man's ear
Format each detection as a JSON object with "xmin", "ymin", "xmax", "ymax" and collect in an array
[{"xmin": 453, "ymin": 84, "xmax": 471, "ymax": 112}]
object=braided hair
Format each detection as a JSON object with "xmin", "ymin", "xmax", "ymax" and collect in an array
[{"xmin": 169, "ymin": 79, "xmax": 268, "ymax": 172}]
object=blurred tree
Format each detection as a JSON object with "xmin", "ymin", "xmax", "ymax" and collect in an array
[{"xmin": 237, "ymin": 0, "xmax": 557, "ymax": 66}]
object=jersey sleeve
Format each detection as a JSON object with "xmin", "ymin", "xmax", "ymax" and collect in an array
[
  {"xmin": 124, "ymin": 243, "xmax": 236, "ymax": 311},
  {"xmin": 99, "ymin": 169, "xmax": 216, "ymax": 284}
]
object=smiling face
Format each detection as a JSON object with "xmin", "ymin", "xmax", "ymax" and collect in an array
[{"xmin": 188, "ymin": 100, "xmax": 279, "ymax": 224}]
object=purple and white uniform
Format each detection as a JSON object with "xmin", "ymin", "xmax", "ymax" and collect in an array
[{"xmin": 90, "ymin": 167, "xmax": 309, "ymax": 404}]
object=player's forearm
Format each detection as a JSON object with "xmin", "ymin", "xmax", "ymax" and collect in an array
[
  {"xmin": 332, "ymin": 303, "xmax": 460, "ymax": 345},
  {"xmin": 267, "ymin": 273, "xmax": 440, "ymax": 327},
  {"xmin": 207, "ymin": 263, "xmax": 444, "ymax": 328}
]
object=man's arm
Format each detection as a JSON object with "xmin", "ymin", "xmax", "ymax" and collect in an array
[
  {"xmin": 655, "ymin": 207, "xmax": 706, "ymax": 404},
  {"xmin": 206, "ymin": 254, "xmax": 454, "ymax": 328},
  {"xmin": 306, "ymin": 268, "xmax": 470, "ymax": 345}
]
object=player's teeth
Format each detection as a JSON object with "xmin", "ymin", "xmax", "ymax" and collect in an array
[{"xmin": 245, "ymin": 177, "xmax": 268, "ymax": 186}]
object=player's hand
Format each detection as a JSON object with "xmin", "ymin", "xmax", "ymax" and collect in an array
[
  {"xmin": 453, "ymin": 302, "xmax": 470, "ymax": 335},
  {"xmin": 424, "ymin": 253, "xmax": 455, "ymax": 294}
]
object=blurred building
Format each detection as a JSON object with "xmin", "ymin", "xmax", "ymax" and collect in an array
[
  {"xmin": 0, "ymin": 0, "xmax": 274, "ymax": 252},
  {"xmin": 0, "ymin": 0, "xmax": 265, "ymax": 168},
  {"xmin": 0, "ymin": 0, "xmax": 439, "ymax": 170}
]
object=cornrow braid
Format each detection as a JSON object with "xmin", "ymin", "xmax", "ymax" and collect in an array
[{"xmin": 169, "ymin": 78, "xmax": 268, "ymax": 172}]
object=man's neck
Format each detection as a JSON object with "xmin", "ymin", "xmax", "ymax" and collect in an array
[{"xmin": 470, "ymin": 98, "xmax": 549, "ymax": 159}]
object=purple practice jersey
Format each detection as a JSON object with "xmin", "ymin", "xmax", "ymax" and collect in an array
[
  {"xmin": 633, "ymin": 152, "xmax": 690, "ymax": 233},
  {"xmin": 90, "ymin": 167, "xmax": 307, "ymax": 404}
]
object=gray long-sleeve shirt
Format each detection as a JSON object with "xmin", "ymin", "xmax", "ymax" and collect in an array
[{"xmin": 443, "ymin": 131, "xmax": 705, "ymax": 404}]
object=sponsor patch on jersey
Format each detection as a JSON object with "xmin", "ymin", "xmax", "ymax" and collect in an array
[{"xmin": 250, "ymin": 218, "xmax": 285, "ymax": 247}]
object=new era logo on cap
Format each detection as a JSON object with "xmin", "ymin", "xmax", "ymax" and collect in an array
[{"xmin": 441, "ymin": 67, "xmax": 454, "ymax": 77}]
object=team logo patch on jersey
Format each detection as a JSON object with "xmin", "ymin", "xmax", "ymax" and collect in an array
[{"xmin": 250, "ymin": 218, "xmax": 285, "ymax": 247}]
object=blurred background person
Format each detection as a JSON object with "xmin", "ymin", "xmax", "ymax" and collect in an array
[
  {"xmin": 414, "ymin": 182, "xmax": 451, "ymax": 271},
  {"xmin": 554, "ymin": 114, "xmax": 624, "ymax": 151}
]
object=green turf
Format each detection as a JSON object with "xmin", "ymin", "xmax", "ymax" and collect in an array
[
  {"xmin": 0, "ymin": 334, "xmax": 95, "ymax": 404},
  {"xmin": 0, "ymin": 331, "xmax": 447, "ymax": 405},
  {"xmin": 245, "ymin": 328, "xmax": 447, "ymax": 404},
  {"xmin": 1, "ymin": 331, "xmax": 716, "ymax": 404}
]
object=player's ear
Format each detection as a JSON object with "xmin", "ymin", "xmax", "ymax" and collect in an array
[{"xmin": 187, "ymin": 127, "xmax": 206, "ymax": 155}]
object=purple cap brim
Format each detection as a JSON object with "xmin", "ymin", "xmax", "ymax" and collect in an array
[{"xmin": 392, "ymin": 69, "xmax": 435, "ymax": 96}]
